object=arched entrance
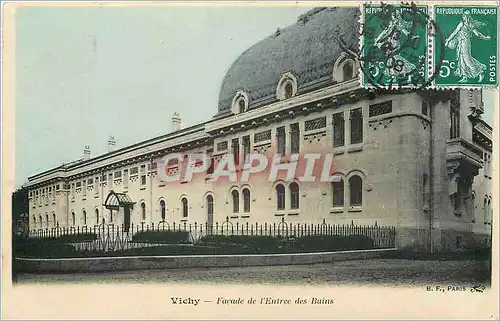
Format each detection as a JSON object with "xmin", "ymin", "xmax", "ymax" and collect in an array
[{"xmin": 103, "ymin": 190, "xmax": 136, "ymax": 232}]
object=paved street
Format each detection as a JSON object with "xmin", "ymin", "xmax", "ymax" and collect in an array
[{"xmin": 14, "ymin": 259, "xmax": 490, "ymax": 286}]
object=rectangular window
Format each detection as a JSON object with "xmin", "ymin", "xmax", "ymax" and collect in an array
[
  {"xmin": 242, "ymin": 136, "xmax": 250, "ymax": 163},
  {"xmin": 421, "ymin": 101, "xmax": 429, "ymax": 116},
  {"xmin": 71, "ymin": 183, "xmax": 75, "ymax": 199},
  {"xmin": 231, "ymin": 138, "xmax": 240, "ymax": 166},
  {"xmin": 123, "ymin": 169, "xmax": 129, "ymax": 188},
  {"xmin": 333, "ymin": 112, "xmax": 345, "ymax": 147},
  {"xmin": 140, "ymin": 165, "xmax": 146, "ymax": 174},
  {"xmin": 94, "ymin": 177, "xmax": 99, "ymax": 195},
  {"xmin": 75, "ymin": 181, "xmax": 81, "ymax": 188},
  {"xmin": 450, "ymin": 101, "xmax": 460, "ymax": 139},
  {"xmin": 369, "ymin": 101, "xmax": 392, "ymax": 117},
  {"xmin": 276, "ymin": 126, "xmax": 286, "ymax": 156},
  {"xmin": 130, "ymin": 167, "xmax": 139, "ymax": 175},
  {"xmin": 151, "ymin": 162, "xmax": 157, "ymax": 170},
  {"xmin": 290, "ymin": 123, "xmax": 300, "ymax": 154},
  {"xmin": 205, "ymin": 149, "xmax": 214, "ymax": 174},
  {"xmin": 114, "ymin": 171, "xmax": 122, "ymax": 179},
  {"xmin": 350, "ymin": 108, "xmax": 363, "ymax": 144},
  {"xmin": 141, "ymin": 175, "xmax": 147, "ymax": 186}
]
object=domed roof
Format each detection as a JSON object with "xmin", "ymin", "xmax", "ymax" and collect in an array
[{"xmin": 217, "ymin": 7, "xmax": 360, "ymax": 116}]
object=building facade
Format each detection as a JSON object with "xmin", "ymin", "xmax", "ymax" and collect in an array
[{"xmin": 24, "ymin": 7, "xmax": 493, "ymax": 251}]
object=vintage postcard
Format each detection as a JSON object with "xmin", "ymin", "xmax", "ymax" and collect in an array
[{"xmin": 2, "ymin": 1, "xmax": 499, "ymax": 319}]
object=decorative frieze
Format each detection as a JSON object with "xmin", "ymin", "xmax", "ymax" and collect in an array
[
  {"xmin": 254, "ymin": 130, "xmax": 272, "ymax": 143},
  {"xmin": 368, "ymin": 119, "xmax": 392, "ymax": 130},
  {"xmin": 304, "ymin": 116, "xmax": 326, "ymax": 132},
  {"xmin": 217, "ymin": 141, "xmax": 228, "ymax": 151},
  {"xmin": 304, "ymin": 132, "xmax": 327, "ymax": 143},
  {"xmin": 369, "ymin": 101, "xmax": 392, "ymax": 117},
  {"xmin": 253, "ymin": 143, "xmax": 271, "ymax": 154}
]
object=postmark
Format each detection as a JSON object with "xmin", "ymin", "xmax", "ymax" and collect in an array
[
  {"xmin": 359, "ymin": 3, "xmax": 431, "ymax": 89},
  {"xmin": 433, "ymin": 6, "xmax": 498, "ymax": 87}
]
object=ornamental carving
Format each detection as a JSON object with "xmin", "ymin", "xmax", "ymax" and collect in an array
[
  {"xmin": 304, "ymin": 132, "xmax": 327, "ymax": 143},
  {"xmin": 368, "ymin": 119, "xmax": 392, "ymax": 130},
  {"xmin": 217, "ymin": 141, "xmax": 228, "ymax": 151},
  {"xmin": 254, "ymin": 130, "xmax": 272, "ymax": 143},
  {"xmin": 253, "ymin": 143, "xmax": 271, "ymax": 154},
  {"xmin": 304, "ymin": 116, "xmax": 326, "ymax": 131}
]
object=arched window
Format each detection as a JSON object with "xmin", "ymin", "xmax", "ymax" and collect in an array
[
  {"xmin": 342, "ymin": 61, "xmax": 354, "ymax": 81},
  {"xmin": 71, "ymin": 212, "xmax": 75, "ymax": 226},
  {"xmin": 483, "ymin": 198, "xmax": 488, "ymax": 223},
  {"xmin": 181, "ymin": 198, "xmax": 189, "ymax": 217},
  {"xmin": 290, "ymin": 182, "xmax": 300, "ymax": 209},
  {"xmin": 276, "ymin": 184, "xmax": 285, "ymax": 211},
  {"xmin": 52, "ymin": 212, "xmax": 56, "ymax": 227},
  {"xmin": 242, "ymin": 188, "xmax": 251, "ymax": 213},
  {"xmin": 45, "ymin": 214, "xmax": 49, "ymax": 228},
  {"xmin": 141, "ymin": 202, "xmax": 146, "ymax": 221},
  {"xmin": 95, "ymin": 209, "xmax": 99, "ymax": 225},
  {"xmin": 232, "ymin": 190, "xmax": 239, "ymax": 213},
  {"xmin": 206, "ymin": 194, "xmax": 214, "ymax": 229},
  {"xmin": 232, "ymin": 91, "xmax": 249, "ymax": 114},
  {"xmin": 206, "ymin": 195, "xmax": 214, "ymax": 216},
  {"xmin": 489, "ymin": 199, "xmax": 492, "ymax": 223},
  {"xmin": 332, "ymin": 179, "xmax": 344, "ymax": 207},
  {"xmin": 349, "ymin": 176, "xmax": 363, "ymax": 206},
  {"xmin": 284, "ymin": 82, "xmax": 293, "ymax": 99},
  {"xmin": 277, "ymin": 72, "xmax": 297, "ymax": 100},
  {"xmin": 82, "ymin": 210, "xmax": 87, "ymax": 226},
  {"xmin": 160, "ymin": 200, "xmax": 166, "ymax": 220}
]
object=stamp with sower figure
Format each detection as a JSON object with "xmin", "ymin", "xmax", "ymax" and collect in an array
[
  {"xmin": 360, "ymin": 3, "xmax": 430, "ymax": 89},
  {"xmin": 433, "ymin": 6, "xmax": 497, "ymax": 87},
  {"xmin": 359, "ymin": 2, "xmax": 498, "ymax": 89}
]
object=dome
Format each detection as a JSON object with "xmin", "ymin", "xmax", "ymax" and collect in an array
[{"xmin": 217, "ymin": 7, "xmax": 360, "ymax": 116}]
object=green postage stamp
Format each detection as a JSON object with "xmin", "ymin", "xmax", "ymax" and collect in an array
[
  {"xmin": 433, "ymin": 6, "xmax": 498, "ymax": 87},
  {"xmin": 360, "ymin": 3, "xmax": 498, "ymax": 88},
  {"xmin": 360, "ymin": 4, "xmax": 429, "ymax": 88}
]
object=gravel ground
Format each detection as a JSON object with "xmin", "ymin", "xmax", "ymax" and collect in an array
[{"xmin": 14, "ymin": 259, "xmax": 490, "ymax": 286}]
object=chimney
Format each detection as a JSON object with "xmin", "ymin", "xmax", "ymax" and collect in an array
[
  {"xmin": 108, "ymin": 136, "xmax": 116, "ymax": 152},
  {"xmin": 83, "ymin": 145, "xmax": 91, "ymax": 160},
  {"xmin": 172, "ymin": 112, "xmax": 182, "ymax": 132}
]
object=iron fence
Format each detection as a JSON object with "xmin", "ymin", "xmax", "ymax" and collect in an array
[{"xmin": 24, "ymin": 217, "xmax": 396, "ymax": 253}]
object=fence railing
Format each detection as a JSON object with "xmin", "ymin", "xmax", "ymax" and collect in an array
[{"xmin": 24, "ymin": 217, "xmax": 396, "ymax": 253}]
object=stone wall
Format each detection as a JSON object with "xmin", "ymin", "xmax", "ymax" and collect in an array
[{"xmin": 15, "ymin": 248, "xmax": 396, "ymax": 273}]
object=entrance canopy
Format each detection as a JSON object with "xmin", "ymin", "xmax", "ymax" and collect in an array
[{"xmin": 103, "ymin": 190, "xmax": 136, "ymax": 210}]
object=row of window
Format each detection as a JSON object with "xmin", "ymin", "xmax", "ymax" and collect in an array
[
  {"xmin": 217, "ymin": 101, "xmax": 397, "ymax": 165},
  {"xmin": 68, "ymin": 163, "xmax": 157, "ymax": 199}
]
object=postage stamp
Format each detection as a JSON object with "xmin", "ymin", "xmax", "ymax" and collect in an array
[
  {"xmin": 433, "ymin": 6, "xmax": 498, "ymax": 87},
  {"xmin": 360, "ymin": 3, "xmax": 430, "ymax": 89}
]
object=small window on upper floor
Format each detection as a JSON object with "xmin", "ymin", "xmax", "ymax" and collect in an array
[
  {"xmin": 333, "ymin": 54, "xmax": 357, "ymax": 83},
  {"xmin": 231, "ymin": 90, "xmax": 249, "ymax": 115},
  {"xmin": 276, "ymin": 72, "xmax": 298, "ymax": 101}
]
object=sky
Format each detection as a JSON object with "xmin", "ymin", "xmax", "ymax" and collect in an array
[{"xmin": 14, "ymin": 4, "xmax": 495, "ymax": 189}]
